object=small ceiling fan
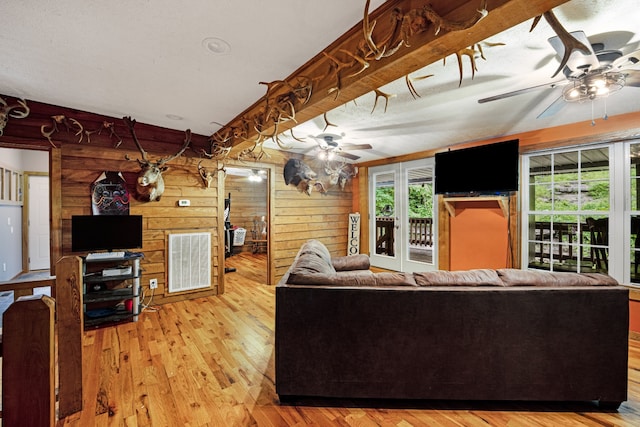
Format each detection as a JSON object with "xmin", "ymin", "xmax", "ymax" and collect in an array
[
  {"xmin": 478, "ymin": 30, "xmax": 640, "ymax": 119},
  {"xmin": 308, "ymin": 133, "xmax": 373, "ymax": 161}
]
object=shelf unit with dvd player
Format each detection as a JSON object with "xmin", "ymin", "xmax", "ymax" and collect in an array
[{"xmin": 82, "ymin": 252, "xmax": 144, "ymax": 329}]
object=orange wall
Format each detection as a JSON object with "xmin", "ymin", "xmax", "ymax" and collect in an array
[
  {"xmin": 630, "ymin": 301, "xmax": 640, "ymax": 334},
  {"xmin": 450, "ymin": 202, "xmax": 509, "ymax": 270}
]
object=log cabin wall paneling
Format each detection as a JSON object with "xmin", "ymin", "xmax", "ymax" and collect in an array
[
  {"xmin": 0, "ymin": 96, "xmax": 356, "ymax": 300},
  {"xmin": 272, "ymin": 161, "xmax": 354, "ymax": 280},
  {"xmin": 60, "ymin": 143, "xmax": 221, "ymax": 304}
]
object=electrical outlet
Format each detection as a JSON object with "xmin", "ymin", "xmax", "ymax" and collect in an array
[{"xmin": 149, "ymin": 278, "xmax": 158, "ymax": 289}]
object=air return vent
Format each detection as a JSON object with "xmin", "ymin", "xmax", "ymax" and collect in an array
[{"xmin": 168, "ymin": 232, "xmax": 211, "ymax": 293}]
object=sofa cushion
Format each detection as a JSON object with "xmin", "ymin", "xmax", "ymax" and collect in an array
[
  {"xmin": 299, "ymin": 239, "xmax": 333, "ymax": 265},
  {"xmin": 372, "ymin": 272, "xmax": 417, "ymax": 287},
  {"xmin": 288, "ymin": 270, "xmax": 372, "ymax": 286},
  {"xmin": 288, "ymin": 252, "xmax": 336, "ymax": 284},
  {"xmin": 414, "ymin": 269, "xmax": 504, "ymax": 287},
  {"xmin": 497, "ymin": 268, "xmax": 619, "ymax": 287},
  {"xmin": 287, "ymin": 270, "xmax": 417, "ymax": 287},
  {"xmin": 332, "ymin": 254, "xmax": 371, "ymax": 271}
]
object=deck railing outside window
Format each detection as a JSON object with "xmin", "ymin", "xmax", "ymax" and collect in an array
[{"xmin": 375, "ymin": 217, "xmax": 433, "ymax": 256}]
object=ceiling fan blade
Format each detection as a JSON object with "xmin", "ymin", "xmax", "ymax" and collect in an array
[
  {"xmin": 337, "ymin": 151, "xmax": 360, "ymax": 161},
  {"xmin": 340, "ymin": 143, "xmax": 373, "ymax": 150},
  {"xmin": 624, "ymin": 69, "xmax": 640, "ymax": 87},
  {"xmin": 536, "ymin": 95, "xmax": 566, "ymax": 119},
  {"xmin": 548, "ymin": 30, "xmax": 599, "ymax": 77},
  {"xmin": 611, "ymin": 49, "xmax": 640, "ymax": 70},
  {"xmin": 478, "ymin": 81, "xmax": 565, "ymax": 104},
  {"xmin": 300, "ymin": 144, "xmax": 318, "ymax": 154}
]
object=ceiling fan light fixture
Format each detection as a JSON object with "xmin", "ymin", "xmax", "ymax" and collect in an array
[
  {"xmin": 568, "ymin": 87, "xmax": 581, "ymax": 99},
  {"xmin": 562, "ymin": 72, "xmax": 625, "ymax": 103}
]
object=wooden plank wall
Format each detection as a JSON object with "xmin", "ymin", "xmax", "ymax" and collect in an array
[
  {"xmin": 273, "ymin": 162, "xmax": 354, "ymax": 280},
  {"xmin": 1, "ymin": 95, "xmax": 356, "ymax": 300},
  {"xmin": 60, "ymin": 143, "xmax": 221, "ymax": 304}
]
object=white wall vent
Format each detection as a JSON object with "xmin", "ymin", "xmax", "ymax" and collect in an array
[{"xmin": 168, "ymin": 232, "xmax": 211, "ymax": 293}]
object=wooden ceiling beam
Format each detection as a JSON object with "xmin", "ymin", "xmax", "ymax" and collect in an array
[{"xmin": 223, "ymin": 0, "xmax": 570, "ymax": 157}]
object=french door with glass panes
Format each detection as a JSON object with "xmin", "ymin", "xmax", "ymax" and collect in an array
[{"xmin": 369, "ymin": 159, "xmax": 437, "ymax": 272}]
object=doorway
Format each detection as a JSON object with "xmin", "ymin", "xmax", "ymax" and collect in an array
[
  {"xmin": 0, "ymin": 148, "xmax": 50, "ymax": 281},
  {"xmin": 369, "ymin": 159, "xmax": 437, "ymax": 272},
  {"xmin": 224, "ymin": 166, "xmax": 270, "ymax": 284}
]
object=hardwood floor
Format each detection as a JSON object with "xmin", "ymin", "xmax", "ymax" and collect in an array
[{"xmin": 58, "ymin": 252, "xmax": 640, "ymax": 426}]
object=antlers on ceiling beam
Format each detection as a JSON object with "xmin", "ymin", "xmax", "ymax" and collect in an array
[{"xmin": 214, "ymin": 0, "xmax": 492, "ymax": 157}]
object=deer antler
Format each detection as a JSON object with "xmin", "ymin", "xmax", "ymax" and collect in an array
[
  {"xmin": 363, "ymin": 0, "xmax": 403, "ymax": 60},
  {"xmin": 322, "ymin": 112, "xmax": 337, "ymax": 132},
  {"xmin": 405, "ymin": 72, "xmax": 434, "ymax": 99},
  {"xmin": 124, "ymin": 116, "xmax": 190, "ymax": 165},
  {"xmin": 85, "ymin": 121, "xmax": 123, "ymax": 147},
  {"xmin": 371, "ymin": 89, "xmax": 396, "ymax": 114},
  {"xmin": 158, "ymin": 129, "xmax": 191, "ymax": 166},
  {"xmin": 40, "ymin": 115, "xmax": 83, "ymax": 145},
  {"xmin": 123, "ymin": 116, "xmax": 149, "ymax": 163},
  {"xmin": 532, "ymin": 10, "xmax": 592, "ymax": 78},
  {"xmin": 322, "ymin": 51, "xmax": 354, "ymax": 99},
  {"xmin": 0, "ymin": 97, "xmax": 30, "ymax": 136}
]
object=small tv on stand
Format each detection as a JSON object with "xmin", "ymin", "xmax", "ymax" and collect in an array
[{"xmin": 71, "ymin": 215, "xmax": 143, "ymax": 253}]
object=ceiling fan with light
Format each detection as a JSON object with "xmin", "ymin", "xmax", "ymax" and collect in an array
[
  {"xmin": 309, "ymin": 133, "xmax": 373, "ymax": 161},
  {"xmin": 479, "ymin": 29, "xmax": 640, "ymax": 122}
]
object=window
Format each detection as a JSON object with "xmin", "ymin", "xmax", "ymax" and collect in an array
[
  {"xmin": 523, "ymin": 145, "xmax": 613, "ymax": 274},
  {"xmin": 523, "ymin": 141, "xmax": 640, "ymax": 285},
  {"xmin": 0, "ymin": 165, "xmax": 24, "ymax": 206},
  {"xmin": 629, "ymin": 143, "xmax": 640, "ymax": 284}
]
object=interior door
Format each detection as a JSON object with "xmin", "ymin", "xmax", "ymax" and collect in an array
[
  {"xmin": 28, "ymin": 175, "xmax": 50, "ymax": 271},
  {"xmin": 369, "ymin": 160, "xmax": 437, "ymax": 272}
]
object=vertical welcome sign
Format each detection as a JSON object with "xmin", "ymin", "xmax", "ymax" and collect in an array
[{"xmin": 348, "ymin": 213, "xmax": 360, "ymax": 255}]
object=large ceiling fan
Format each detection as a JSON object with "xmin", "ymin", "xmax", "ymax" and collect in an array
[
  {"xmin": 308, "ymin": 133, "xmax": 373, "ymax": 161},
  {"xmin": 479, "ymin": 30, "xmax": 640, "ymax": 120}
]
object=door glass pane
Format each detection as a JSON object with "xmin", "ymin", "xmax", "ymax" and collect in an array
[
  {"xmin": 630, "ymin": 144, "xmax": 640, "ymax": 283},
  {"xmin": 631, "ymin": 215, "xmax": 640, "ymax": 283},
  {"xmin": 406, "ymin": 166, "xmax": 433, "ymax": 264},
  {"xmin": 374, "ymin": 172, "xmax": 396, "ymax": 257}
]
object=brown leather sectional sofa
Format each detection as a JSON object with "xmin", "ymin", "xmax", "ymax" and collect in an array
[{"xmin": 275, "ymin": 239, "xmax": 630, "ymax": 408}]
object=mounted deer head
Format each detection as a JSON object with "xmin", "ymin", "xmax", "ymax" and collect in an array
[
  {"xmin": 324, "ymin": 162, "xmax": 358, "ymax": 191},
  {"xmin": 123, "ymin": 116, "xmax": 191, "ymax": 202},
  {"xmin": 0, "ymin": 97, "xmax": 30, "ymax": 136}
]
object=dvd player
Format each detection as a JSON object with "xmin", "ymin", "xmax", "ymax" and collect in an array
[{"xmin": 102, "ymin": 266, "xmax": 132, "ymax": 277}]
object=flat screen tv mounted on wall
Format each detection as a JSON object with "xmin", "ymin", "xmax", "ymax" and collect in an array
[
  {"xmin": 71, "ymin": 215, "xmax": 143, "ymax": 252},
  {"xmin": 434, "ymin": 139, "xmax": 519, "ymax": 195}
]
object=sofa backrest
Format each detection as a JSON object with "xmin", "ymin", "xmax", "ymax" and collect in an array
[{"xmin": 282, "ymin": 239, "xmax": 621, "ymax": 288}]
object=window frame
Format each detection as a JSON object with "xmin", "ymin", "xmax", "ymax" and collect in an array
[{"xmin": 521, "ymin": 142, "xmax": 631, "ymax": 283}]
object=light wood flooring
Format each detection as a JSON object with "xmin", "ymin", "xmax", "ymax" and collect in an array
[{"xmin": 58, "ymin": 252, "xmax": 640, "ymax": 426}]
